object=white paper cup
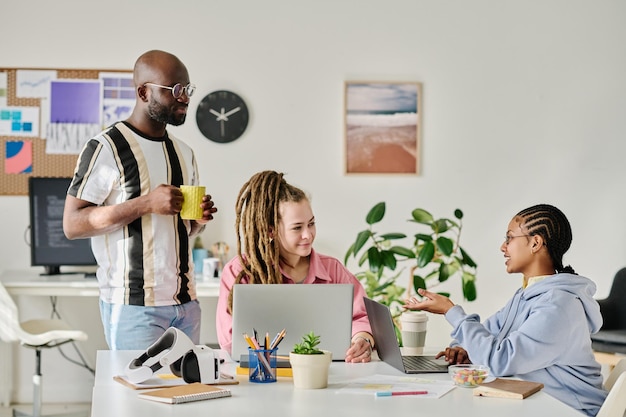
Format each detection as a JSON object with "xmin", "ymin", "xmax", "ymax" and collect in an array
[
  {"xmin": 202, "ymin": 257, "xmax": 220, "ymax": 279},
  {"xmin": 400, "ymin": 311, "xmax": 428, "ymax": 355}
]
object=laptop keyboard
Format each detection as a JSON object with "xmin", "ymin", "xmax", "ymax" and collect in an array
[{"xmin": 402, "ymin": 355, "xmax": 446, "ymax": 371}]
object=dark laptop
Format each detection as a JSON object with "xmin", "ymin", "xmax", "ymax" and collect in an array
[{"xmin": 364, "ymin": 297, "xmax": 449, "ymax": 374}]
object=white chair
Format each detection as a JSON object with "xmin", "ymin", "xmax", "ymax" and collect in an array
[
  {"xmin": 597, "ymin": 371, "xmax": 626, "ymax": 417},
  {"xmin": 605, "ymin": 357, "xmax": 626, "ymax": 391},
  {"xmin": 0, "ymin": 280, "xmax": 88, "ymax": 417}
]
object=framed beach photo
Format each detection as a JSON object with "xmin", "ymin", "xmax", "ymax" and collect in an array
[{"xmin": 344, "ymin": 81, "xmax": 421, "ymax": 174}]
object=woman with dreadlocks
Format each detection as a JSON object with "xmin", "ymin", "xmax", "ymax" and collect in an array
[
  {"xmin": 216, "ymin": 170, "xmax": 374, "ymax": 363},
  {"xmin": 404, "ymin": 204, "xmax": 607, "ymax": 416}
]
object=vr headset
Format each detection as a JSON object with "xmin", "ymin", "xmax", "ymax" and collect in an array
[{"xmin": 124, "ymin": 327, "xmax": 219, "ymax": 384}]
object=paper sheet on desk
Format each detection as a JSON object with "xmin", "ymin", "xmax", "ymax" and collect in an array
[{"xmin": 336, "ymin": 374, "xmax": 455, "ymax": 399}]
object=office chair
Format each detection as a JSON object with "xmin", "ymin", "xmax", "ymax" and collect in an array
[
  {"xmin": 596, "ymin": 371, "xmax": 626, "ymax": 417},
  {"xmin": 591, "ymin": 267, "xmax": 626, "ymax": 354},
  {"xmin": 0, "ymin": 280, "xmax": 88, "ymax": 417}
]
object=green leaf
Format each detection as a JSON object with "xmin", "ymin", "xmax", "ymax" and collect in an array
[
  {"xmin": 344, "ymin": 242, "xmax": 354, "ymax": 264},
  {"xmin": 432, "ymin": 219, "xmax": 450, "ymax": 233},
  {"xmin": 438, "ymin": 263, "xmax": 450, "ymax": 282},
  {"xmin": 379, "ymin": 233, "xmax": 406, "ymax": 240},
  {"xmin": 460, "ymin": 247, "xmax": 477, "ymax": 268},
  {"xmin": 381, "ymin": 250, "xmax": 398, "ymax": 270},
  {"xmin": 439, "ymin": 263, "xmax": 459, "ymax": 283},
  {"xmin": 413, "ymin": 233, "xmax": 433, "ymax": 243},
  {"xmin": 416, "ymin": 241, "xmax": 435, "ymax": 267},
  {"xmin": 454, "ymin": 209, "xmax": 464, "ymax": 220},
  {"xmin": 353, "ymin": 230, "xmax": 372, "ymax": 255},
  {"xmin": 357, "ymin": 250, "xmax": 369, "ymax": 267},
  {"xmin": 411, "ymin": 208, "xmax": 433, "ymax": 224},
  {"xmin": 412, "ymin": 275, "xmax": 426, "ymax": 293},
  {"xmin": 436, "ymin": 236, "xmax": 454, "ymax": 256},
  {"xmin": 437, "ymin": 292, "xmax": 451, "ymax": 298},
  {"xmin": 389, "ymin": 246, "xmax": 415, "ymax": 258},
  {"xmin": 463, "ymin": 279, "xmax": 477, "ymax": 301},
  {"xmin": 366, "ymin": 202, "xmax": 386, "ymax": 225},
  {"xmin": 367, "ymin": 247, "xmax": 382, "ymax": 272}
]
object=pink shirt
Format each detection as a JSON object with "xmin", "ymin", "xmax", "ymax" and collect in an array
[{"xmin": 216, "ymin": 249, "xmax": 372, "ymax": 355}]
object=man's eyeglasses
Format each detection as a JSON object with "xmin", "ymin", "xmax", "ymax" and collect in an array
[
  {"xmin": 504, "ymin": 234, "xmax": 531, "ymax": 245},
  {"xmin": 144, "ymin": 82, "xmax": 196, "ymax": 99}
]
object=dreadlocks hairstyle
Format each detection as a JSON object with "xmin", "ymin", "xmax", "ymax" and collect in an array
[
  {"xmin": 514, "ymin": 204, "xmax": 577, "ymax": 275},
  {"xmin": 227, "ymin": 170, "xmax": 308, "ymax": 313}
]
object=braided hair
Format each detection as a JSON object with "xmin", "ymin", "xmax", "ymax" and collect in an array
[
  {"xmin": 514, "ymin": 204, "xmax": 577, "ymax": 275},
  {"xmin": 227, "ymin": 170, "xmax": 308, "ymax": 312}
]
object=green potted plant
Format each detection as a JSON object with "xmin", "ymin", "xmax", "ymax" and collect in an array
[
  {"xmin": 344, "ymin": 202, "xmax": 478, "ymax": 341},
  {"xmin": 289, "ymin": 331, "xmax": 332, "ymax": 389}
]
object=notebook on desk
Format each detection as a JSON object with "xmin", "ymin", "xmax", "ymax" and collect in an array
[
  {"xmin": 231, "ymin": 284, "xmax": 354, "ymax": 361},
  {"xmin": 364, "ymin": 297, "xmax": 449, "ymax": 374}
]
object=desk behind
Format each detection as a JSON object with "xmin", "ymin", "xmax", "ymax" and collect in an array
[
  {"xmin": 91, "ymin": 350, "xmax": 582, "ymax": 417},
  {"xmin": 1, "ymin": 269, "xmax": 220, "ymax": 297}
]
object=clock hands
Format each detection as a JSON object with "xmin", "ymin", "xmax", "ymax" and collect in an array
[
  {"xmin": 222, "ymin": 106, "xmax": 241, "ymax": 119},
  {"xmin": 209, "ymin": 106, "xmax": 241, "ymax": 122}
]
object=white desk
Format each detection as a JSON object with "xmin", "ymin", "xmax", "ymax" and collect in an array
[
  {"xmin": 0, "ymin": 270, "xmax": 220, "ymax": 407},
  {"xmin": 0, "ymin": 269, "xmax": 220, "ymax": 297},
  {"xmin": 91, "ymin": 350, "xmax": 582, "ymax": 417}
]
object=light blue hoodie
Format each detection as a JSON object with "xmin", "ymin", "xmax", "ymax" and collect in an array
[{"xmin": 445, "ymin": 273, "xmax": 608, "ymax": 416}]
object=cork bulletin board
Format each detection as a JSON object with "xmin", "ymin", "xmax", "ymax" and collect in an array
[{"xmin": 0, "ymin": 67, "xmax": 133, "ymax": 195}]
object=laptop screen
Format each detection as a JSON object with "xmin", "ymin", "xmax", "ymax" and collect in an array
[{"xmin": 231, "ymin": 284, "xmax": 354, "ymax": 361}]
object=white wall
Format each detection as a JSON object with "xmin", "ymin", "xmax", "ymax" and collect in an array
[{"xmin": 1, "ymin": 0, "xmax": 625, "ymax": 404}]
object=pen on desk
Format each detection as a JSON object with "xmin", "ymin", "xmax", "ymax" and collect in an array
[{"xmin": 375, "ymin": 391, "xmax": 429, "ymax": 397}]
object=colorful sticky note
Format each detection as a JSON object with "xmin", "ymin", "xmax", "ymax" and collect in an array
[{"xmin": 5, "ymin": 140, "xmax": 33, "ymax": 173}]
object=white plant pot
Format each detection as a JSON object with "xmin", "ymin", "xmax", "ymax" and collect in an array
[{"xmin": 289, "ymin": 350, "xmax": 332, "ymax": 389}]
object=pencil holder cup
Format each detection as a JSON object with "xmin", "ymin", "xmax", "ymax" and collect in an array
[{"xmin": 248, "ymin": 348, "xmax": 277, "ymax": 383}]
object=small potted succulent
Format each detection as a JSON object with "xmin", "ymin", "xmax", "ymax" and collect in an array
[{"xmin": 289, "ymin": 331, "xmax": 332, "ymax": 389}]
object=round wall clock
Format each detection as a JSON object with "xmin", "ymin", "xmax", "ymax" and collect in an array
[{"xmin": 195, "ymin": 90, "xmax": 249, "ymax": 143}]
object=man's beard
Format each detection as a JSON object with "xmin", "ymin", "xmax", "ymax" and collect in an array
[{"xmin": 147, "ymin": 99, "xmax": 186, "ymax": 126}]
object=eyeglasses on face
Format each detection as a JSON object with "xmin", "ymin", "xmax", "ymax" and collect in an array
[
  {"xmin": 503, "ymin": 234, "xmax": 531, "ymax": 245},
  {"xmin": 144, "ymin": 82, "xmax": 196, "ymax": 99}
]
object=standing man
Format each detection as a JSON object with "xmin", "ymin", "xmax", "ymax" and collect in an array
[{"xmin": 63, "ymin": 50, "xmax": 217, "ymax": 350}]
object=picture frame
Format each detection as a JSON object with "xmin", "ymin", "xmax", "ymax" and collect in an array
[{"xmin": 344, "ymin": 81, "xmax": 422, "ymax": 175}]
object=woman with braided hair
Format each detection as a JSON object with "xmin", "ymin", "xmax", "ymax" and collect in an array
[
  {"xmin": 216, "ymin": 170, "xmax": 374, "ymax": 363},
  {"xmin": 404, "ymin": 204, "xmax": 607, "ymax": 416}
]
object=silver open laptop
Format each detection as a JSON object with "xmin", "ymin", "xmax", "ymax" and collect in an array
[
  {"xmin": 231, "ymin": 284, "xmax": 354, "ymax": 361},
  {"xmin": 364, "ymin": 297, "xmax": 449, "ymax": 373}
]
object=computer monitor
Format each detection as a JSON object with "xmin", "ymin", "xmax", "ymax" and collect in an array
[{"xmin": 28, "ymin": 177, "xmax": 97, "ymax": 275}]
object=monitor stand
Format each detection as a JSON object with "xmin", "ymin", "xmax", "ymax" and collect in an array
[
  {"xmin": 42, "ymin": 266, "xmax": 62, "ymax": 276},
  {"xmin": 40, "ymin": 266, "xmax": 93, "ymax": 277}
]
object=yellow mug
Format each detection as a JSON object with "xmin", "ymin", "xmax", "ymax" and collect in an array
[{"xmin": 179, "ymin": 185, "xmax": 205, "ymax": 220}]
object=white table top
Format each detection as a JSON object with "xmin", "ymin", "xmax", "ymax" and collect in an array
[
  {"xmin": 91, "ymin": 350, "xmax": 582, "ymax": 417},
  {"xmin": 0, "ymin": 269, "xmax": 220, "ymax": 297}
]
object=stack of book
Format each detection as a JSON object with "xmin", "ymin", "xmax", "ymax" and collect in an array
[{"xmin": 237, "ymin": 354, "xmax": 293, "ymax": 377}]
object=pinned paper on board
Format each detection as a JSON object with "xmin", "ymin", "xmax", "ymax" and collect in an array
[
  {"xmin": 100, "ymin": 72, "xmax": 135, "ymax": 129},
  {"xmin": 4, "ymin": 140, "xmax": 33, "ymax": 174},
  {"xmin": 0, "ymin": 72, "xmax": 7, "ymax": 107},
  {"xmin": 45, "ymin": 79, "xmax": 102, "ymax": 154},
  {"xmin": 16, "ymin": 69, "xmax": 57, "ymax": 99},
  {"xmin": 0, "ymin": 107, "xmax": 40, "ymax": 137}
]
